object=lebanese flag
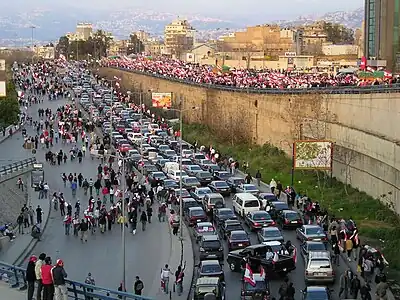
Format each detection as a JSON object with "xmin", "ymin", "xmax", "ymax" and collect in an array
[
  {"xmin": 272, "ymin": 252, "xmax": 279, "ymax": 264},
  {"xmin": 384, "ymin": 71, "xmax": 393, "ymax": 79},
  {"xmin": 81, "ymin": 131, "xmax": 86, "ymax": 139},
  {"xmin": 60, "ymin": 125, "xmax": 65, "ymax": 135},
  {"xmin": 292, "ymin": 247, "xmax": 297, "ymax": 264},
  {"xmin": 243, "ymin": 263, "xmax": 256, "ymax": 287}
]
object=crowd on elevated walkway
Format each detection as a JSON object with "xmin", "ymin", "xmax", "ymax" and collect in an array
[{"xmin": 102, "ymin": 55, "xmax": 399, "ymax": 90}]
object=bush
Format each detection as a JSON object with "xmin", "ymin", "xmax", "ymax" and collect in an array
[{"xmin": 182, "ymin": 123, "xmax": 400, "ymax": 271}]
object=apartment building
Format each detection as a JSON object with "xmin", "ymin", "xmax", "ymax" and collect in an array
[
  {"xmin": 164, "ymin": 19, "xmax": 195, "ymax": 55},
  {"xmin": 134, "ymin": 30, "xmax": 150, "ymax": 42},
  {"xmin": 298, "ymin": 21, "xmax": 328, "ymax": 54},
  {"xmin": 364, "ymin": 0, "xmax": 400, "ymax": 71},
  {"xmin": 76, "ymin": 23, "xmax": 93, "ymax": 41}
]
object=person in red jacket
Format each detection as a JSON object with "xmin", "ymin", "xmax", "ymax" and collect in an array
[{"xmin": 40, "ymin": 256, "xmax": 54, "ymax": 300}]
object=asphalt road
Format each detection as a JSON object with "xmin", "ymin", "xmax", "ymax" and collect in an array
[
  {"xmin": 189, "ymin": 178, "xmax": 346, "ymax": 300},
  {"xmin": 5, "ymin": 92, "xmax": 172, "ymax": 297}
]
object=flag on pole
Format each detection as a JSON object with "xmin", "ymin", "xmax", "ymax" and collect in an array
[
  {"xmin": 243, "ymin": 263, "xmax": 256, "ymax": 287},
  {"xmin": 272, "ymin": 252, "xmax": 279, "ymax": 264}
]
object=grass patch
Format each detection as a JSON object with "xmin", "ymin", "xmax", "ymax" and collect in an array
[{"xmin": 182, "ymin": 123, "xmax": 400, "ymax": 273}]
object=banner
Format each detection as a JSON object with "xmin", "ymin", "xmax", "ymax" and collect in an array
[
  {"xmin": 152, "ymin": 92, "xmax": 172, "ymax": 109},
  {"xmin": 0, "ymin": 81, "xmax": 5, "ymax": 97},
  {"xmin": 294, "ymin": 140, "xmax": 333, "ymax": 170}
]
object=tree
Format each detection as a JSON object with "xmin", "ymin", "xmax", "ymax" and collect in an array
[
  {"xmin": 92, "ymin": 30, "xmax": 113, "ymax": 58},
  {"xmin": 323, "ymin": 22, "xmax": 354, "ymax": 44},
  {"xmin": 127, "ymin": 34, "xmax": 144, "ymax": 55},
  {"xmin": 0, "ymin": 81, "xmax": 20, "ymax": 128},
  {"xmin": 242, "ymin": 42, "xmax": 257, "ymax": 69},
  {"xmin": 56, "ymin": 36, "xmax": 70, "ymax": 58}
]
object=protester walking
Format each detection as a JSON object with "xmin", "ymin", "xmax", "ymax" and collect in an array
[
  {"xmin": 52, "ymin": 259, "xmax": 68, "ymax": 300},
  {"xmin": 26, "ymin": 255, "xmax": 37, "ymax": 300}
]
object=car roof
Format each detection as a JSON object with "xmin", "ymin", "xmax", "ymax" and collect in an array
[
  {"xmin": 303, "ymin": 224, "xmax": 322, "ymax": 229},
  {"xmin": 235, "ymin": 193, "xmax": 258, "ymax": 199},
  {"xmin": 282, "ymin": 210, "xmax": 298, "ymax": 214},
  {"xmin": 183, "ymin": 176, "xmax": 197, "ymax": 180},
  {"xmin": 306, "ymin": 286, "xmax": 328, "ymax": 292},
  {"xmin": 217, "ymin": 208, "xmax": 232, "ymax": 212},
  {"xmin": 308, "ymin": 251, "xmax": 331, "ymax": 259},
  {"xmin": 225, "ymin": 219, "xmax": 241, "ymax": 225},
  {"xmin": 262, "ymin": 227, "xmax": 280, "ymax": 232},
  {"xmin": 206, "ymin": 193, "xmax": 224, "ymax": 198},
  {"xmin": 262, "ymin": 240, "xmax": 282, "ymax": 246},
  {"xmin": 201, "ymin": 260, "xmax": 221, "ymax": 266},
  {"xmin": 212, "ymin": 180, "xmax": 228, "ymax": 184},
  {"xmin": 243, "ymin": 183, "xmax": 257, "ymax": 186},
  {"xmin": 196, "ymin": 277, "xmax": 220, "ymax": 285},
  {"xmin": 183, "ymin": 198, "xmax": 197, "ymax": 203},
  {"xmin": 202, "ymin": 235, "xmax": 220, "ymax": 241},
  {"xmin": 197, "ymin": 222, "xmax": 213, "ymax": 227},
  {"xmin": 188, "ymin": 207, "xmax": 204, "ymax": 211},
  {"xmin": 250, "ymin": 211, "xmax": 269, "ymax": 215},
  {"xmin": 228, "ymin": 176, "xmax": 243, "ymax": 180},
  {"xmin": 230, "ymin": 230, "xmax": 247, "ymax": 235},
  {"xmin": 305, "ymin": 241, "xmax": 325, "ymax": 245},
  {"xmin": 273, "ymin": 201, "xmax": 287, "ymax": 205}
]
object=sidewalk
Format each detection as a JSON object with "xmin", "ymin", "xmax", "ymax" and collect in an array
[
  {"xmin": 0, "ymin": 125, "xmax": 21, "ymax": 145},
  {"xmin": 0, "ymin": 282, "xmax": 25, "ymax": 300}
]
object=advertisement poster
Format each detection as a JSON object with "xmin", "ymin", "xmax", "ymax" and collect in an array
[
  {"xmin": 294, "ymin": 140, "xmax": 333, "ymax": 170},
  {"xmin": 152, "ymin": 92, "xmax": 172, "ymax": 108}
]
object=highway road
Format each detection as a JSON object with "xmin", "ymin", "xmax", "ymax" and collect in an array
[{"xmin": 6, "ymin": 91, "xmax": 172, "ymax": 297}]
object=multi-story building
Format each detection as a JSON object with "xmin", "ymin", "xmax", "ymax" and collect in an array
[
  {"xmin": 144, "ymin": 41, "xmax": 167, "ymax": 55},
  {"xmin": 76, "ymin": 23, "xmax": 93, "ymax": 41},
  {"xmin": 298, "ymin": 21, "xmax": 328, "ymax": 55},
  {"xmin": 134, "ymin": 30, "xmax": 150, "ymax": 42},
  {"xmin": 364, "ymin": 0, "xmax": 400, "ymax": 71},
  {"xmin": 164, "ymin": 19, "xmax": 195, "ymax": 55},
  {"xmin": 34, "ymin": 46, "xmax": 55, "ymax": 59},
  {"xmin": 219, "ymin": 25, "xmax": 300, "ymax": 58}
]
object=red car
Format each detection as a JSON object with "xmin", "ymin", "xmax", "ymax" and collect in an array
[
  {"xmin": 186, "ymin": 207, "xmax": 207, "ymax": 227},
  {"xmin": 118, "ymin": 143, "xmax": 132, "ymax": 153}
]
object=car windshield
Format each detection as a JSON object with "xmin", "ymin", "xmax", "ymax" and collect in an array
[
  {"xmin": 165, "ymin": 150, "xmax": 175, "ymax": 155},
  {"xmin": 304, "ymin": 290, "xmax": 329, "ymax": 300},
  {"xmin": 309, "ymin": 259, "xmax": 331, "ymax": 269},
  {"xmin": 164, "ymin": 181, "xmax": 176, "ymax": 187},
  {"xmin": 286, "ymin": 213, "xmax": 299, "ymax": 220},
  {"xmin": 253, "ymin": 213, "xmax": 271, "ymax": 220},
  {"xmin": 215, "ymin": 182, "xmax": 228, "ymax": 188},
  {"xmin": 196, "ymin": 286, "xmax": 217, "ymax": 295},
  {"xmin": 227, "ymin": 224, "xmax": 243, "ymax": 231},
  {"xmin": 191, "ymin": 166, "xmax": 202, "ymax": 171},
  {"xmin": 244, "ymin": 281, "xmax": 267, "ymax": 291},
  {"xmin": 308, "ymin": 243, "xmax": 326, "ymax": 251},
  {"xmin": 202, "ymin": 160, "xmax": 212, "ymax": 164},
  {"xmin": 231, "ymin": 232, "xmax": 248, "ymax": 240},
  {"xmin": 202, "ymin": 263, "xmax": 221, "ymax": 273},
  {"xmin": 245, "ymin": 185, "xmax": 258, "ymax": 191},
  {"xmin": 209, "ymin": 197, "xmax": 224, "ymax": 205},
  {"xmin": 197, "ymin": 189, "xmax": 211, "ymax": 195},
  {"xmin": 202, "ymin": 241, "xmax": 221, "ymax": 248},
  {"xmin": 233, "ymin": 179, "xmax": 245, "ymax": 185},
  {"xmin": 198, "ymin": 226, "xmax": 214, "ymax": 232},
  {"xmin": 219, "ymin": 210, "xmax": 233, "ymax": 216},
  {"xmin": 175, "ymin": 172, "xmax": 186, "ymax": 177},
  {"xmin": 198, "ymin": 172, "xmax": 211, "ymax": 178},
  {"xmin": 306, "ymin": 227, "xmax": 324, "ymax": 235},
  {"xmin": 153, "ymin": 173, "xmax": 164, "ymax": 178},
  {"xmin": 274, "ymin": 203, "xmax": 289, "ymax": 210},
  {"xmin": 263, "ymin": 229, "xmax": 281, "ymax": 237},
  {"xmin": 191, "ymin": 210, "xmax": 205, "ymax": 216},
  {"xmin": 185, "ymin": 178, "xmax": 199, "ymax": 184}
]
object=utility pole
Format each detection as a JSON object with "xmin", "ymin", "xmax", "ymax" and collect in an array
[{"xmin": 30, "ymin": 26, "xmax": 36, "ymax": 64}]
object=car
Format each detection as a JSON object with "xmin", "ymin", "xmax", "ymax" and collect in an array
[
  {"xmin": 190, "ymin": 187, "xmax": 213, "ymax": 203},
  {"xmin": 148, "ymin": 171, "xmax": 167, "ymax": 184},
  {"xmin": 162, "ymin": 179, "xmax": 178, "ymax": 189},
  {"xmin": 257, "ymin": 192, "xmax": 279, "ymax": 208},
  {"xmin": 195, "ymin": 171, "xmax": 214, "ymax": 186},
  {"xmin": 182, "ymin": 198, "xmax": 200, "ymax": 216},
  {"xmin": 162, "ymin": 149, "xmax": 177, "ymax": 159},
  {"xmin": 236, "ymin": 183, "xmax": 260, "ymax": 195},
  {"xmin": 305, "ymin": 251, "xmax": 335, "ymax": 284},
  {"xmin": 181, "ymin": 176, "xmax": 201, "ymax": 191},
  {"xmin": 199, "ymin": 159, "xmax": 213, "ymax": 169},
  {"xmin": 245, "ymin": 211, "xmax": 276, "ymax": 231},
  {"xmin": 172, "ymin": 188, "xmax": 191, "ymax": 201},
  {"xmin": 192, "ymin": 153, "xmax": 206, "ymax": 164},
  {"xmin": 227, "ymin": 230, "xmax": 250, "ymax": 251},
  {"xmin": 183, "ymin": 165, "xmax": 203, "ymax": 176},
  {"xmin": 213, "ymin": 208, "xmax": 236, "ymax": 226},
  {"xmin": 241, "ymin": 273, "xmax": 270, "ymax": 300},
  {"xmin": 157, "ymin": 144, "xmax": 170, "ymax": 154},
  {"xmin": 226, "ymin": 177, "xmax": 245, "ymax": 193},
  {"xmin": 208, "ymin": 181, "xmax": 231, "ymax": 196},
  {"xmin": 186, "ymin": 207, "xmax": 208, "ymax": 226},
  {"xmin": 257, "ymin": 227, "xmax": 284, "ymax": 243},
  {"xmin": 296, "ymin": 225, "xmax": 328, "ymax": 243},
  {"xmin": 192, "ymin": 277, "xmax": 225, "ymax": 300},
  {"xmin": 301, "ymin": 286, "xmax": 332, "ymax": 300},
  {"xmin": 301, "ymin": 241, "xmax": 327, "ymax": 260},
  {"xmin": 213, "ymin": 171, "xmax": 231, "ymax": 181},
  {"xmin": 219, "ymin": 219, "xmax": 244, "ymax": 240},
  {"xmin": 181, "ymin": 149, "xmax": 193, "ymax": 158},
  {"xmin": 118, "ymin": 143, "xmax": 132, "ymax": 153},
  {"xmin": 193, "ymin": 222, "xmax": 217, "ymax": 242},
  {"xmin": 155, "ymin": 159, "xmax": 170, "ymax": 171},
  {"xmin": 202, "ymin": 193, "xmax": 225, "ymax": 214},
  {"xmin": 266, "ymin": 201, "xmax": 290, "ymax": 220},
  {"xmin": 277, "ymin": 210, "xmax": 303, "ymax": 229},
  {"xmin": 199, "ymin": 235, "xmax": 224, "ymax": 261},
  {"xmin": 167, "ymin": 169, "xmax": 189, "ymax": 182},
  {"xmin": 197, "ymin": 260, "xmax": 224, "ymax": 281}
]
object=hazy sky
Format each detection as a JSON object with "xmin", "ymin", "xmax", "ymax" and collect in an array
[{"xmin": 4, "ymin": 0, "xmax": 364, "ymax": 19}]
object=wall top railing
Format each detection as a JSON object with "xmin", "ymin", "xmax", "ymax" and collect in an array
[
  {"xmin": 0, "ymin": 260, "xmax": 153, "ymax": 300},
  {"xmin": 0, "ymin": 157, "xmax": 37, "ymax": 177},
  {"xmin": 109, "ymin": 67, "xmax": 400, "ymax": 95}
]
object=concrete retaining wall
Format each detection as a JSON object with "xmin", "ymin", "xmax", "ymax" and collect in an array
[{"xmin": 98, "ymin": 68, "xmax": 400, "ymax": 213}]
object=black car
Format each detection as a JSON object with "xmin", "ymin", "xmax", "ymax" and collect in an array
[
  {"xmin": 258, "ymin": 192, "xmax": 279, "ymax": 209},
  {"xmin": 245, "ymin": 211, "xmax": 276, "ymax": 231},
  {"xmin": 267, "ymin": 201, "xmax": 289, "ymax": 220},
  {"xmin": 193, "ymin": 277, "xmax": 226, "ymax": 300},
  {"xmin": 182, "ymin": 198, "xmax": 200, "ymax": 216},
  {"xmin": 197, "ymin": 260, "xmax": 224, "ymax": 281},
  {"xmin": 257, "ymin": 227, "xmax": 284, "ymax": 243},
  {"xmin": 226, "ymin": 177, "xmax": 245, "ymax": 193},
  {"xmin": 219, "ymin": 219, "xmax": 244, "ymax": 240},
  {"xmin": 162, "ymin": 179, "xmax": 178, "ymax": 189},
  {"xmin": 213, "ymin": 171, "xmax": 231, "ymax": 181},
  {"xmin": 208, "ymin": 181, "xmax": 231, "ymax": 197},
  {"xmin": 241, "ymin": 273, "xmax": 270, "ymax": 300},
  {"xmin": 277, "ymin": 210, "xmax": 303, "ymax": 229},
  {"xmin": 301, "ymin": 286, "xmax": 332, "ymax": 300},
  {"xmin": 199, "ymin": 235, "xmax": 224, "ymax": 261},
  {"xmin": 195, "ymin": 171, "xmax": 214, "ymax": 186},
  {"xmin": 213, "ymin": 208, "xmax": 236, "ymax": 226},
  {"xmin": 227, "ymin": 230, "xmax": 250, "ymax": 251},
  {"xmin": 148, "ymin": 171, "xmax": 167, "ymax": 184}
]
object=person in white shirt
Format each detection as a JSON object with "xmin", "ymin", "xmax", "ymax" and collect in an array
[
  {"xmin": 269, "ymin": 178, "xmax": 277, "ymax": 194},
  {"xmin": 160, "ymin": 264, "xmax": 173, "ymax": 294}
]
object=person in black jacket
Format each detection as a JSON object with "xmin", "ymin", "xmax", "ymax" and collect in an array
[
  {"xmin": 52, "ymin": 259, "xmax": 68, "ymax": 300},
  {"xmin": 26, "ymin": 255, "xmax": 37, "ymax": 300}
]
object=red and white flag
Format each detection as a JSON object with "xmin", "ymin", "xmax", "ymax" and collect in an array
[
  {"xmin": 243, "ymin": 263, "xmax": 256, "ymax": 286},
  {"xmin": 292, "ymin": 247, "xmax": 297, "ymax": 264},
  {"xmin": 272, "ymin": 252, "xmax": 279, "ymax": 264}
]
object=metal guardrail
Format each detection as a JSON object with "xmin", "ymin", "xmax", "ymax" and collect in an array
[
  {"xmin": 0, "ymin": 261, "xmax": 153, "ymax": 300},
  {"xmin": 110, "ymin": 67, "xmax": 400, "ymax": 95},
  {"xmin": 0, "ymin": 158, "xmax": 37, "ymax": 177}
]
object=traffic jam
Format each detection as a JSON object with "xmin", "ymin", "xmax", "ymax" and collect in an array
[{"xmin": 67, "ymin": 64, "xmax": 353, "ymax": 300}]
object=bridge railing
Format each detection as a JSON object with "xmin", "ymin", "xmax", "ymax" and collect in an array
[
  {"xmin": 0, "ymin": 157, "xmax": 37, "ymax": 177},
  {"xmin": 0, "ymin": 261, "xmax": 153, "ymax": 300},
  {"xmin": 110, "ymin": 67, "xmax": 400, "ymax": 95}
]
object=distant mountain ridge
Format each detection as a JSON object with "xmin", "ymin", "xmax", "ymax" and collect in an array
[{"xmin": 0, "ymin": 7, "xmax": 364, "ymax": 46}]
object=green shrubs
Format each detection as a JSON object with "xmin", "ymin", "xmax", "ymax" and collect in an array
[{"xmin": 182, "ymin": 123, "xmax": 400, "ymax": 272}]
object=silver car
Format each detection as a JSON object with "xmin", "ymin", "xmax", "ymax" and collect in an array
[{"xmin": 305, "ymin": 251, "xmax": 334, "ymax": 284}]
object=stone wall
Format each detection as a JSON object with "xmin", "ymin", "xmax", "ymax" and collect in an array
[{"xmin": 98, "ymin": 68, "xmax": 400, "ymax": 213}]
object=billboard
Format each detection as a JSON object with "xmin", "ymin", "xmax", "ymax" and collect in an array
[
  {"xmin": 294, "ymin": 140, "xmax": 333, "ymax": 170},
  {"xmin": 152, "ymin": 92, "xmax": 172, "ymax": 109}
]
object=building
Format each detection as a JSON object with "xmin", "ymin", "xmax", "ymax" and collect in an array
[
  {"xmin": 144, "ymin": 41, "xmax": 167, "ymax": 55},
  {"xmin": 298, "ymin": 21, "xmax": 328, "ymax": 55},
  {"xmin": 134, "ymin": 30, "xmax": 150, "ymax": 42},
  {"xmin": 219, "ymin": 25, "xmax": 300, "ymax": 59},
  {"xmin": 364, "ymin": 0, "xmax": 400, "ymax": 71},
  {"xmin": 76, "ymin": 23, "xmax": 93, "ymax": 41},
  {"xmin": 322, "ymin": 44, "xmax": 359, "ymax": 56},
  {"xmin": 164, "ymin": 19, "xmax": 195, "ymax": 56},
  {"xmin": 185, "ymin": 43, "xmax": 216, "ymax": 64}
]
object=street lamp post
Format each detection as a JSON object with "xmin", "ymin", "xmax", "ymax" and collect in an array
[
  {"xmin": 108, "ymin": 76, "xmax": 121, "ymax": 136},
  {"xmin": 165, "ymin": 101, "xmax": 199, "ymax": 240},
  {"xmin": 30, "ymin": 26, "xmax": 36, "ymax": 64}
]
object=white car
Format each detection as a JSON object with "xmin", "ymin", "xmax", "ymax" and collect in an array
[{"xmin": 167, "ymin": 169, "xmax": 189, "ymax": 182}]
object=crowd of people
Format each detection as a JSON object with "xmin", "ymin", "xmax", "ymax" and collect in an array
[{"xmin": 102, "ymin": 55, "xmax": 399, "ymax": 90}]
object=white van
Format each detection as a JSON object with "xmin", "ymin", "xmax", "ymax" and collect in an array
[
  {"xmin": 167, "ymin": 169, "xmax": 189, "ymax": 182},
  {"xmin": 163, "ymin": 162, "xmax": 180, "ymax": 174},
  {"xmin": 232, "ymin": 193, "xmax": 261, "ymax": 217}
]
